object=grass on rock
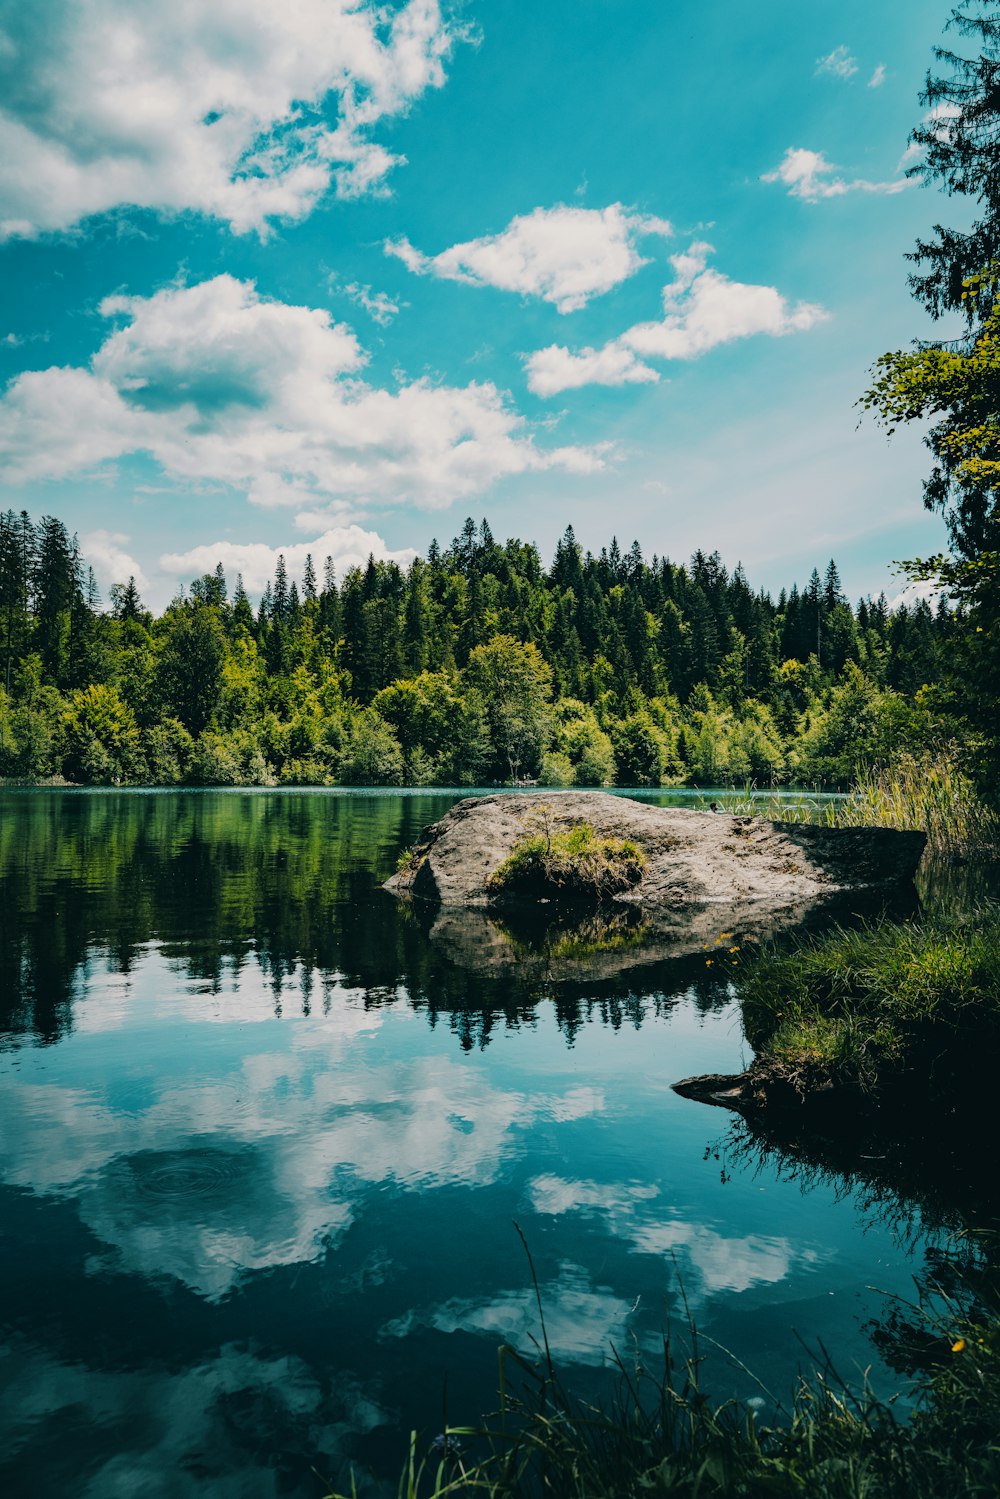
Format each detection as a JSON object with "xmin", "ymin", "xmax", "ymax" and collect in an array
[{"xmin": 488, "ymin": 820, "xmax": 646, "ymax": 903}]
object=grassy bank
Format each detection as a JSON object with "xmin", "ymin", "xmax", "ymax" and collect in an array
[
  {"xmin": 836, "ymin": 748, "xmax": 1000, "ymax": 858},
  {"xmin": 735, "ymin": 910, "xmax": 1000, "ymax": 1107}
]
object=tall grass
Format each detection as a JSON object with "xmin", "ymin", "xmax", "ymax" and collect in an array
[
  {"xmin": 329, "ymin": 1291, "xmax": 1000, "ymax": 1498},
  {"xmin": 699, "ymin": 747, "xmax": 999, "ymax": 859},
  {"xmin": 837, "ymin": 747, "xmax": 999, "ymax": 857}
]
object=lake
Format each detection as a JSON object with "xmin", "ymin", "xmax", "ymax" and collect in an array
[{"xmin": 0, "ymin": 789, "xmax": 984, "ymax": 1497}]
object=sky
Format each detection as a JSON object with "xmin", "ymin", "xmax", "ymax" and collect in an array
[{"xmin": 0, "ymin": 0, "xmax": 971, "ymax": 609}]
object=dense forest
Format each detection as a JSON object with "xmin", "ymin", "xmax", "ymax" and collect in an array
[{"xmin": 0, "ymin": 510, "xmax": 964, "ymax": 789}]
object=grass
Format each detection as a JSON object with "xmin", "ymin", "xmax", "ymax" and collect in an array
[
  {"xmin": 837, "ymin": 747, "xmax": 1000, "ymax": 858},
  {"xmin": 488, "ymin": 819, "xmax": 647, "ymax": 903},
  {"xmin": 736, "ymin": 909, "xmax": 1000, "ymax": 1104},
  {"xmin": 701, "ymin": 747, "xmax": 999, "ymax": 860},
  {"xmin": 329, "ymin": 1272, "xmax": 1000, "ymax": 1499}
]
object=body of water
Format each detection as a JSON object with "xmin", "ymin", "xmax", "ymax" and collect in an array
[{"xmin": 0, "ymin": 789, "xmax": 982, "ymax": 1497}]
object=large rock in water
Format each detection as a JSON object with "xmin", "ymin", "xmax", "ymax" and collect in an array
[{"xmin": 384, "ymin": 791, "xmax": 925, "ymax": 910}]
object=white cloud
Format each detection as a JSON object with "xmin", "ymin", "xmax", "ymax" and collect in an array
[
  {"xmin": 525, "ymin": 242, "xmax": 826, "ymax": 396},
  {"xmin": 815, "ymin": 45, "xmax": 858, "ymax": 80},
  {"xmin": 528, "ymin": 1174, "xmax": 659, "ymax": 1216},
  {"xmin": 81, "ymin": 529, "xmax": 149, "ymax": 594},
  {"xmin": 386, "ymin": 203, "xmax": 673, "ymax": 313},
  {"xmin": 161, "ymin": 525, "xmax": 417, "ymax": 594},
  {"xmin": 524, "ymin": 1174, "xmax": 827, "ymax": 1303},
  {"xmin": 343, "ymin": 282, "xmax": 402, "ymax": 325},
  {"xmin": 381, "ymin": 1263, "xmax": 637, "ymax": 1365},
  {"xmin": 762, "ymin": 147, "xmax": 910, "ymax": 202},
  {"xmin": 0, "ymin": 275, "xmax": 605, "ymax": 511},
  {"xmin": 0, "ymin": 961, "xmax": 607, "ymax": 1301},
  {"xmin": 0, "ymin": 0, "xmax": 457, "ymax": 239},
  {"xmin": 868, "ymin": 63, "xmax": 887, "ymax": 89},
  {"xmin": 899, "ymin": 102, "xmax": 962, "ymax": 170},
  {"xmin": 525, "ymin": 342, "xmax": 659, "ymax": 397}
]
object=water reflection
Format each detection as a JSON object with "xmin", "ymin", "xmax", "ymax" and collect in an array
[
  {"xmin": 0, "ymin": 789, "xmax": 993, "ymax": 1496},
  {"xmin": 0, "ymin": 1333, "xmax": 371, "ymax": 1499},
  {"xmin": 2, "ymin": 789, "xmax": 751, "ymax": 1052},
  {"xmin": 0, "ymin": 1005, "xmax": 607, "ymax": 1300}
]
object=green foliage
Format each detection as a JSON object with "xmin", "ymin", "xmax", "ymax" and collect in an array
[
  {"xmin": 464, "ymin": 635, "xmax": 553, "ymax": 781},
  {"xmin": 337, "ymin": 708, "xmax": 405, "ymax": 786},
  {"xmin": 63, "ymin": 683, "xmax": 144, "ymax": 783},
  {"xmin": 488, "ymin": 819, "xmax": 647, "ymax": 902},
  {"xmin": 838, "ymin": 745, "xmax": 1000, "ymax": 855},
  {"xmin": 551, "ymin": 699, "xmax": 617, "ymax": 786},
  {"xmin": 610, "ymin": 710, "xmax": 674, "ymax": 786},
  {"xmin": 158, "ymin": 602, "xmax": 227, "ymax": 735},
  {"xmin": 186, "ymin": 729, "xmax": 276, "ymax": 786},
  {"xmin": 0, "ymin": 510, "xmax": 967, "ymax": 787},
  {"xmin": 861, "ymin": 13, "xmax": 1000, "ymax": 774}
]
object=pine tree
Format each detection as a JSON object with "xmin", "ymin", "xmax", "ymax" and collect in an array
[
  {"xmin": 272, "ymin": 556, "xmax": 289, "ymax": 623},
  {"xmin": 906, "ymin": 4, "xmax": 1000, "ymax": 321}
]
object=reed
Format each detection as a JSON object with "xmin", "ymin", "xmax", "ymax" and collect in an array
[{"xmin": 837, "ymin": 747, "xmax": 999, "ymax": 857}]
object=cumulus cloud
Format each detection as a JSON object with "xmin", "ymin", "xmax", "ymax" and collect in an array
[
  {"xmin": 0, "ymin": 275, "xmax": 604, "ymax": 511},
  {"xmin": 161, "ymin": 525, "xmax": 417, "ymax": 595},
  {"xmin": 815, "ymin": 45, "xmax": 858, "ymax": 80},
  {"xmin": 868, "ymin": 63, "xmax": 887, "ymax": 89},
  {"xmin": 0, "ymin": 959, "xmax": 607, "ymax": 1300},
  {"xmin": 525, "ymin": 342, "xmax": 659, "ymax": 396},
  {"xmin": 525, "ymin": 1174, "xmax": 827, "ymax": 1302},
  {"xmin": 762, "ymin": 147, "xmax": 910, "ymax": 202},
  {"xmin": 81, "ymin": 529, "xmax": 149, "ymax": 594},
  {"xmin": 524, "ymin": 242, "xmax": 826, "ymax": 396},
  {"xmin": 0, "ymin": 0, "xmax": 456, "ymax": 239},
  {"xmin": 381, "ymin": 1263, "xmax": 638, "ymax": 1365},
  {"xmin": 386, "ymin": 204, "xmax": 673, "ymax": 313}
]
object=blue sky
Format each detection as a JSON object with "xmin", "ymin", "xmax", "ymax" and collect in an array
[{"xmin": 0, "ymin": 0, "xmax": 968, "ymax": 607}]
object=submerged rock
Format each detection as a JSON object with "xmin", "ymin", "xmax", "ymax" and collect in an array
[{"xmin": 385, "ymin": 791, "xmax": 926, "ymax": 911}]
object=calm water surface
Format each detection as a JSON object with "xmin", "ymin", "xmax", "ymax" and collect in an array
[{"xmin": 0, "ymin": 789, "xmax": 984, "ymax": 1497}]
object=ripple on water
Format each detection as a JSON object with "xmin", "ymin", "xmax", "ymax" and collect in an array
[{"xmin": 108, "ymin": 1145, "xmax": 257, "ymax": 1207}]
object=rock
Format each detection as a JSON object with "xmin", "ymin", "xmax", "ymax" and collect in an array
[
  {"xmin": 671, "ymin": 1072, "xmax": 753, "ymax": 1108},
  {"xmin": 384, "ymin": 791, "xmax": 926, "ymax": 910}
]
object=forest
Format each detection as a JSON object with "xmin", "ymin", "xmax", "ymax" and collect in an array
[{"xmin": 0, "ymin": 511, "xmax": 965, "ymax": 789}]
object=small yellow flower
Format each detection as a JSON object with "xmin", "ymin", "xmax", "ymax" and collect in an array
[
  {"xmin": 952, "ymin": 1338, "xmax": 966, "ymax": 1353},
  {"xmin": 729, "ymin": 946, "xmax": 740, "ymax": 953},
  {"xmin": 705, "ymin": 959, "xmax": 713, "ymax": 966}
]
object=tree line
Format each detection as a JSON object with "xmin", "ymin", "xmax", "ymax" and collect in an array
[{"xmin": 0, "ymin": 509, "xmax": 966, "ymax": 788}]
